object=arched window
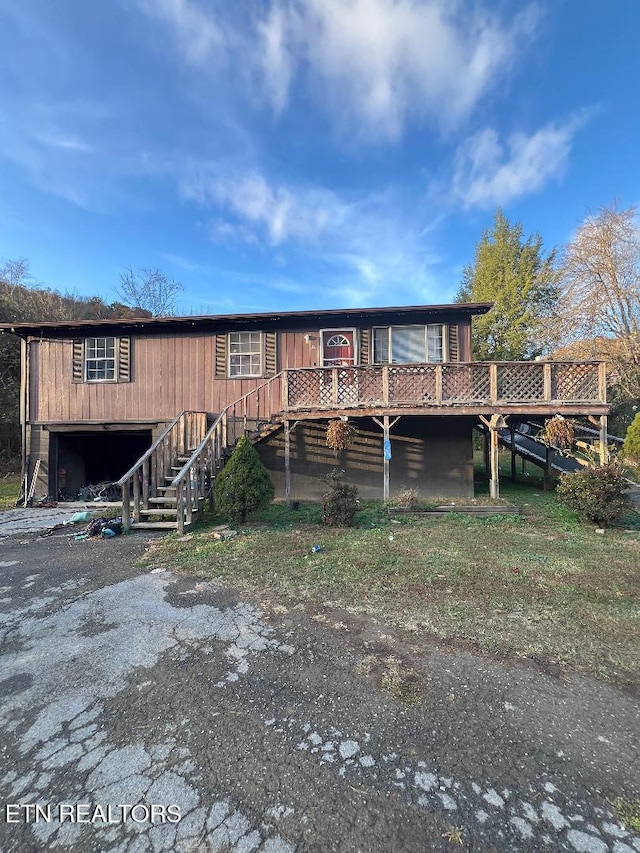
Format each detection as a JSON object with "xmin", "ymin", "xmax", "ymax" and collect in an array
[{"xmin": 326, "ymin": 334, "xmax": 350, "ymax": 347}]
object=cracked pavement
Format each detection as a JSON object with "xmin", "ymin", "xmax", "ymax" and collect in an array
[{"xmin": 0, "ymin": 530, "xmax": 638, "ymax": 851}]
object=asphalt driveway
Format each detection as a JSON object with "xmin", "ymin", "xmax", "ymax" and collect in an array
[{"xmin": 0, "ymin": 528, "xmax": 638, "ymax": 852}]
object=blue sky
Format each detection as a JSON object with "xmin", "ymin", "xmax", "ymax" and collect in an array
[{"xmin": 0, "ymin": 0, "xmax": 638, "ymax": 315}]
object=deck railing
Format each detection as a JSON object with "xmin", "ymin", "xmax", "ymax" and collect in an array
[{"xmin": 282, "ymin": 361, "xmax": 607, "ymax": 411}]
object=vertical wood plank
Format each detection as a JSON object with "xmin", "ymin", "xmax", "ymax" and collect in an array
[{"xmin": 543, "ymin": 362, "xmax": 552, "ymax": 401}]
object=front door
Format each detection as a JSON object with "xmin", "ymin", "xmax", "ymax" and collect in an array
[
  {"xmin": 320, "ymin": 329, "xmax": 358, "ymax": 406},
  {"xmin": 321, "ymin": 330, "xmax": 356, "ymax": 366}
]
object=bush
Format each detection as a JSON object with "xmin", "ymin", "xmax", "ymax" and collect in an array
[
  {"xmin": 214, "ymin": 436, "xmax": 274, "ymax": 522},
  {"xmin": 622, "ymin": 412, "xmax": 640, "ymax": 467},
  {"xmin": 556, "ymin": 461, "xmax": 630, "ymax": 526},
  {"xmin": 321, "ymin": 469, "xmax": 358, "ymax": 527}
]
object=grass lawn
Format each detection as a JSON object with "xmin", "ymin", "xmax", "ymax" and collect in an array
[
  {"xmin": 0, "ymin": 471, "xmax": 21, "ymax": 509},
  {"xmin": 142, "ymin": 454, "xmax": 640, "ymax": 693}
]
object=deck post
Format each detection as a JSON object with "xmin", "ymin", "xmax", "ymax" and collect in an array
[
  {"xmin": 489, "ymin": 421, "xmax": 500, "ymax": 499},
  {"xmin": 510, "ymin": 423, "xmax": 516, "ymax": 481},
  {"xmin": 483, "ymin": 427, "xmax": 490, "ymax": 481},
  {"xmin": 480, "ymin": 414, "xmax": 504, "ymax": 499},
  {"xmin": 382, "ymin": 366, "xmax": 389, "ymax": 405},
  {"xmin": 122, "ymin": 483, "xmax": 131, "ymax": 532},
  {"xmin": 372, "ymin": 415, "xmax": 400, "ymax": 501},
  {"xmin": 132, "ymin": 470, "xmax": 141, "ymax": 523},
  {"xmin": 543, "ymin": 445, "xmax": 552, "ymax": 491},
  {"xmin": 543, "ymin": 362, "xmax": 552, "ymax": 401},
  {"xmin": 599, "ymin": 415, "xmax": 609, "ymax": 465},
  {"xmin": 383, "ymin": 415, "xmax": 390, "ymax": 501},
  {"xmin": 598, "ymin": 361, "xmax": 607, "ymax": 403},
  {"xmin": 489, "ymin": 364, "xmax": 498, "ymax": 404},
  {"xmin": 284, "ymin": 419, "xmax": 291, "ymax": 506}
]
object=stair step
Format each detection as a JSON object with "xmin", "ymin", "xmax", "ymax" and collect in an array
[
  {"xmin": 158, "ymin": 485, "xmax": 177, "ymax": 492},
  {"xmin": 140, "ymin": 508, "xmax": 178, "ymax": 517},
  {"xmin": 132, "ymin": 521, "xmax": 179, "ymax": 529},
  {"xmin": 148, "ymin": 497, "xmax": 178, "ymax": 505}
]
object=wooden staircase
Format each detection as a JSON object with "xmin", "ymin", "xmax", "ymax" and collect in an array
[{"xmin": 119, "ymin": 374, "xmax": 283, "ymax": 534}]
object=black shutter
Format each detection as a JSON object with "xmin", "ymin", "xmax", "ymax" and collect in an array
[
  {"xmin": 117, "ymin": 337, "xmax": 131, "ymax": 382},
  {"xmin": 72, "ymin": 339, "xmax": 84, "ymax": 382},
  {"xmin": 215, "ymin": 334, "xmax": 227, "ymax": 377},
  {"xmin": 359, "ymin": 329, "xmax": 370, "ymax": 365},
  {"xmin": 447, "ymin": 325, "xmax": 459, "ymax": 362},
  {"xmin": 265, "ymin": 332, "xmax": 277, "ymax": 376}
]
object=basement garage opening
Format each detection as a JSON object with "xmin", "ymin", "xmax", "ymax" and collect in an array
[{"xmin": 52, "ymin": 430, "xmax": 152, "ymax": 500}]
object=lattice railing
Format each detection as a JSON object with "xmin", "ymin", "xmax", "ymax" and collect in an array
[
  {"xmin": 389, "ymin": 365, "xmax": 437, "ymax": 403},
  {"xmin": 497, "ymin": 363, "xmax": 544, "ymax": 401},
  {"xmin": 552, "ymin": 363, "xmax": 600, "ymax": 400},
  {"xmin": 282, "ymin": 361, "xmax": 606, "ymax": 411}
]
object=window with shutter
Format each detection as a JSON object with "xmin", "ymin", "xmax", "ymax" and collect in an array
[{"xmin": 73, "ymin": 336, "xmax": 131, "ymax": 382}]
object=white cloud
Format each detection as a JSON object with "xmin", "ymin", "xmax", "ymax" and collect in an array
[
  {"xmin": 137, "ymin": 0, "xmax": 540, "ymax": 141},
  {"xmin": 182, "ymin": 165, "xmax": 445, "ymax": 306},
  {"xmin": 137, "ymin": 0, "xmax": 226, "ymax": 68},
  {"xmin": 257, "ymin": 6, "xmax": 292, "ymax": 115},
  {"xmin": 184, "ymin": 170, "xmax": 338, "ymax": 246},
  {"xmin": 450, "ymin": 116, "xmax": 588, "ymax": 209},
  {"xmin": 282, "ymin": 0, "xmax": 539, "ymax": 140}
]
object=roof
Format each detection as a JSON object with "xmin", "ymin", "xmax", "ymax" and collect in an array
[{"xmin": 0, "ymin": 301, "xmax": 493, "ymax": 339}]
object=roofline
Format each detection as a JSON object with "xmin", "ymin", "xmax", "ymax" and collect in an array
[{"xmin": 0, "ymin": 302, "xmax": 493, "ymax": 338}]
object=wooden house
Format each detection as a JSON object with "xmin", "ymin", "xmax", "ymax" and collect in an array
[{"xmin": 0, "ymin": 302, "xmax": 609, "ymax": 531}]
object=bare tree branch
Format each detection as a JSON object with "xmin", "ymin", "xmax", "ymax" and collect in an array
[{"xmin": 118, "ymin": 267, "xmax": 183, "ymax": 316}]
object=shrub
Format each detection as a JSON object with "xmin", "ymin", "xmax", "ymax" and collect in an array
[
  {"xmin": 556, "ymin": 461, "xmax": 630, "ymax": 526},
  {"xmin": 321, "ymin": 469, "xmax": 358, "ymax": 527},
  {"xmin": 622, "ymin": 412, "xmax": 640, "ymax": 467},
  {"xmin": 394, "ymin": 487, "xmax": 421, "ymax": 508},
  {"xmin": 214, "ymin": 436, "xmax": 274, "ymax": 522}
]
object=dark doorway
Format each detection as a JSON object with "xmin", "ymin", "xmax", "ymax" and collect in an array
[{"xmin": 55, "ymin": 431, "xmax": 152, "ymax": 498}]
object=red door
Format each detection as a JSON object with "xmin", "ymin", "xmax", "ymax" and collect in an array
[{"xmin": 321, "ymin": 330, "xmax": 355, "ymax": 366}]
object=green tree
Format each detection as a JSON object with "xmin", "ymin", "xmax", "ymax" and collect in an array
[
  {"xmin": 457, "ymin": 209, "xmax": 558, "ymax": 360},
  {"xmin": 214, "ymin": 436, "xmax": 275, "ymax": 522},
  {"xmin": 622, "ymin": 411, "xmax": 640, "ymax": 468}
]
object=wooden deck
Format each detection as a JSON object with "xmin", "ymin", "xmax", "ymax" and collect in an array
[{"xmin": 281, "ymin": 361, "xmax": 608, "ymax": 418}]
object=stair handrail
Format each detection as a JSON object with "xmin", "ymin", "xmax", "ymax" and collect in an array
[
  {"xmin": 117, "ymin": 410, "xmax": 187, "ymax": 487},
  {"xmin": 171, "ymin": 373, "xmax": 284, "ymax": 486}
]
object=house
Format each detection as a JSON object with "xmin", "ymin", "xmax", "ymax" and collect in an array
[{"xmin": 0, "ymin": 302, "xmax": 609, "ymax": 531}]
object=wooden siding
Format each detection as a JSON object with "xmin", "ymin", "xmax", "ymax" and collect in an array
[
  {"xmin": 256, "ymin": 418, "xmax": 475, "ymax": 500},
  {"xmin": 31, "ymin": 330, "xmax": 314, "ymax": 423},
  {"xmin": 29, "ymin": 322, "xmax": 472, "ymax": 424}
]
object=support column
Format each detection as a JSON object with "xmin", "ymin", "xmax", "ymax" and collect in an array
[
  {"xmin": 372, "ymin": 415, "xmax": 401, "ymax": 501},
  {"xmin": 284, "ymin": 419, "xmax": 291, "ymax": 506},
  {"xmin": 490, "ymin": 423, "xmax": 500, "ymax": 499},
  {"xmin": 480, "ymin": 414, "xmax": 506, "ymax": 500},
  {"xmin": 483, "ymin": 428, "xmax": 490, "ymax": 482},
  {"xmin": 510, "ymin": 423, "xmax": 516, "ymax": 482},
  {"xmin": 599, "ymin": 415, "xmax": 609, "ymax": 465},
  {"xmin": 383, "ymin": 416, "xmax": 390, "ymax": 501}
]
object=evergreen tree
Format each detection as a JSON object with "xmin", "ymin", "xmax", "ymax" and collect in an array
[
  {"xmin": 457, "ymin": 210, "xmax": 558, "ymax": 361},
  {"xmin": 214, "ymin": 436, "xmax": 274, "ymax": 522},
  {"xmin": 622, "ymin": 411, "xmax": 640, "ymax": 467}
]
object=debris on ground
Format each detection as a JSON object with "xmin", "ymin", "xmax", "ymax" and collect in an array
[{"xmin": 75, "ymin": 517, "xmax": 125, "ymax": 540}]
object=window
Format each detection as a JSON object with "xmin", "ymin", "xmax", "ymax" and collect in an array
[
  {"xmin": 229, "ymin": 332, "xmax": 263, "ymax": 377},
  {"xmin": 373, "ymin": 325, "xmax": 444, "ymax": 364},
  {"xmin": 85, "ymin": 337, "xmax": 116, "ymax": 381},
  {"xmin": 73, "ymin": 337, "xmax": 131, "ymax": 383}
]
